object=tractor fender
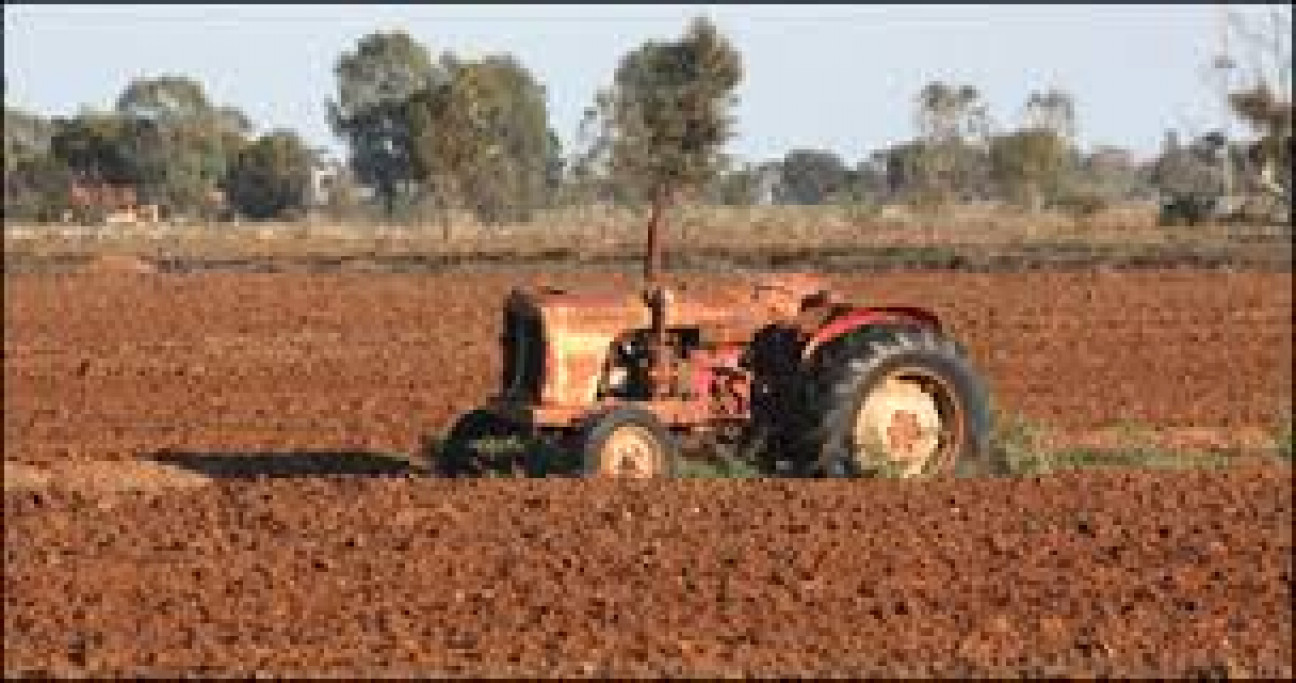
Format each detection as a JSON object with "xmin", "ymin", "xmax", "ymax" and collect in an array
[{"xmin": 801, "ymin": 306, "xmax": 943, "ymax": 361}]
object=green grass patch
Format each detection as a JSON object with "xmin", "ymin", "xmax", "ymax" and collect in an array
[
  {"xmin": 1038, "ymin": 447, "xmax": 1234, "ymax": 473},
  {"xmin": 990, "ymin": 410, "xmax": 1254, "ymax": 477},
  {"xmin": 675, "ymin": 456, "xmax": 765, "ymax": 479},
  {"xmin": 422, "ymin": 411, "xmax": 1285, "ymax": 480}
]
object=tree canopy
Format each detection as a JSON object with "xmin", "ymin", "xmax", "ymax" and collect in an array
[{"xmin": 584, "ymin": 16, "xmax": 743, "ymax": 204}]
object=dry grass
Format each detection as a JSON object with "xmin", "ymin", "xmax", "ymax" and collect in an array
[{"xmin": 3, "ymin": 202, "xmax": 1289, "ymax": 271}]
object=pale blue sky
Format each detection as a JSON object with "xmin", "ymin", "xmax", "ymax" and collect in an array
[{"xmin": 3, "ymin": 4, "xmax": 1254, "ymax": 164}]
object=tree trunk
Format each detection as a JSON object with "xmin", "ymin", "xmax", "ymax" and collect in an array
[
  {"xmin": 644, "ymin": 185, "xmax": 672, "ymax": 285},
  {"xmin": 644, "ymin": 184, "xmax": 675, "ymax": 399}
]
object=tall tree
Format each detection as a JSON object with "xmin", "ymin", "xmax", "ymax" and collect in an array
[
  {"xmin": 916, "ymin": 82, "xmax": 990, "ymax": 143},
  {"xmin": 329, "ymin": 31, "xmax": 443, "ymax": 217},
  {"xmin": 988, "ymin": 89, "xmax": 1081, "ymax": 210},
  {"xmin": 114, "ymin": 75, "xmax": 249, "ymax": 217},
  {"xmin": 406, "ymin": 54, "xmax": 555, "ymax": 226},
  {"xmin": 1223, "ymin": 5, "xmax": 1292, "ymax": 213},
  {"xmin": 1022, "ymin": 89, "xmax": 1077, "ymax": 142},
  {"xmin": 912, "ymin": 81, "xmax": 991, "ymax": 204},
  {"xmin": 583, "ymin": 16, "xmax": 743, "ymax": 280}
]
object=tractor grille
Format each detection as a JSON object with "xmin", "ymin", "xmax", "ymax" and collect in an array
[{"xmin": 501, "ymin": 305, "xmax": 544, "ymax": 401}]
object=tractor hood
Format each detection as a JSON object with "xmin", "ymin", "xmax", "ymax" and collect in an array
[{"xmin": 506, "ymin": 281, "xmax": 813, "ymax": 331}]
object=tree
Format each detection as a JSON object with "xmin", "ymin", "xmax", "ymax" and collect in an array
[
  {"xmin": 225, "ymin": 130, "xmax": 315, "ymax": 220},
  {"xmin": 878, "ymin": 140, "xmax": 927, "ymax": 199},
  {"xmin": 116, "ymin": 75, "xmax": 212, "ymax": 122},
  {"xmin": 1023, "ymin": 89, "xmax": 1077, "ymax": 142},
  {"xmin": 1223, "ymin": 5, "xmax": 1292, "ymax": 214},
  {"xmin": 1080, "ymin": 145, "xmax": 1152, "ymax": 203},
  {"xmin": 989, "ymin": 129, "xmax": 1071, "ymax": 210},
  {"xmin": 4, "ymin": 107, "xmax": 69, "ymax": 222},
  {"xmin": 329, "ymin": 31, "xmax": 444, "ymax": 218},
  {"xmin": 846, "ymin": 157, "xmax": 890, "ymax": 205},
  {"xmin": 406, "ymin": 54, "xmax": 556, "ymax": 226},
  {"xmin": 706, "ymin": 162, "xmax": 762, "ymax": 206},
  {"xmin": 49, "ymin": 111, "xmax": 136, "ymax": 185},
  {"xmin": 987, "ymin": 89, "xmax": 1081, "ymax": 211},
  {"xmin": 916, "ymin": 82, "xmax": 990, "ymax": 143},
  {"xmin": 583, "ymin": 16, "xmax": 743, "ymax": 280},
  {"xmin": 1150, "ymin": 130, "xmax": 1225, "ymax": 200},
  {"xmin": 114, "ymin": 75, "xmax": 250, "ymax": 218},
  {"xmin": 777, "ymin": 148, "xmax": 848, "ymax": 205},
  {"xmin": 912, "ymin": 81, "xmax": 991, "ymax": 204}
]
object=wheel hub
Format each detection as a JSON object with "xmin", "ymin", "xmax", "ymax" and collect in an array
[
  {"xmin": 601, "ymin": 424, "xmax": 661, "ymax": 478},
  {"xmin": 853, "ymin": 376, "xmax": 944, "ymax": 477}
]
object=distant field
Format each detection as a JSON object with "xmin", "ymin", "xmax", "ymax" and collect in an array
[{"xmin": 5, "ymin": 203, "xmax": 1292, "ymax": 274}]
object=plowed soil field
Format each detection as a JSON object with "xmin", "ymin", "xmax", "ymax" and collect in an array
[
  {"xmin": 4, "ymin": 269, "xmax": 1291, "ymax": 467},
  {"xmin": 6, "ymin": 467, "xmax": 1292, "ymax": 678},
  {"xmin": 4, "ymin": 268, "xmax": 1293, "ymax": 677}
]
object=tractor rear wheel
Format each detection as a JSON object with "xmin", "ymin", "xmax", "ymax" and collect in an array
[
  {"xmin": 582, "ymin": 407, "xmax": 678, "ymax": 478},
  {"xmin": 806, "ymin": 327, "xmax": 997, "ymax": 478}
]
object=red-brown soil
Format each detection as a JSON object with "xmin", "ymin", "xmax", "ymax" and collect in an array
[
  {"xmin": 3, "ymin": 268, "xmax": 1292, "ymax": 677},
  {"xmin": 5, "ymin": 465, "xmax": 1291, "ymax": 678},
  {"xmin": 4, "ymin": 270, "xmax": 1291, "ymax": 467}
]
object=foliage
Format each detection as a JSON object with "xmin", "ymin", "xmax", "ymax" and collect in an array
[
  {"xmin": 706, "ymin": 163, "xmax": 764, "ymax": 206},
  {"xmin": 985, "ymin": 90, "xmax": 1080, "ymax": 211},
  {"xmin": 1023, "ymin": 89, "xmax": 1077, "ymax": 142},
  {"xmin": 916, "ymin": 81, "xmax": 990, "ymax": 143},
  {"xmin": 777, "ymin": 148, "xmax": 848, "ymax": 205},
  {"xmin": 1150, "ymin": 131, "xmax": 1228, "ymax": 207},
  {"xmin": 115, "ymin": 75, "xmax": 249, "ymax": 217},
  {"xmin": 675, "ymin": 456, "xmax": 763, "ymax": 479},
  {"xmin": 1077, "ymin": 146, "xmax": 1153, "ymax": 203},
  {"xmin": 406, "ymin": 54, "xmax": 557, "ymax": 226},
  {"xmin": 329, "ymin": 31, "xmax": 443, "ymax": 217},
  {"xmin": 989, "ymin": 410, "xmax": 1050, "ymax": 477},
  {"xmin": 49, "ymin": 111, "xmax": 136, "ymax": 185},
  {"xmin": 1229, "ymin": 85, "xmax": 1292, "ymax": 211},
  {"xmin": 7, "ymin": 19, "xmax": 1249, "ymax": 229},
  {"xmin": 1223, "ymin": 5, "xmax": 1292, "ymax": 217},
  {"xmin": 4, "ymin": 107, "xmax": 71, "ymax": 222},
  {"xmin": 989, "ymin": 129, "xmax": 1072, "ymax": 210},
  {"xmin": 582, "ymin": 16, "xmax": 743, "ymax": 206},
  {"xmin": 225, "ymin": 131, "xmax": 315, "ymax": 220},
  {"xmin": 991, "ymin": 411, "xmax": 1240, "ymax": 477},
  {"xmin": 909, "ymin": 82, "xmax": 992, "ymax": 205}
]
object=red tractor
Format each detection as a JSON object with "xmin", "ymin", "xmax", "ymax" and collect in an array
[{"xmin": 438, "ymin": 218, "xmax": 996, "ymax": 479}]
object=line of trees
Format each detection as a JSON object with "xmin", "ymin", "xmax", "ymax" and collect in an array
[
  {"xmin": 5, "ymin": 10, "xmax": 1290, "ymax": 227},
  {"xmin": 4, "ymin": 76, "xmax": 317, "ymax": 223}
]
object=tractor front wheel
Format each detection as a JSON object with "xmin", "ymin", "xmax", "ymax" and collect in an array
[
  {"xmin": 582, "ymin": 407, "xmax": 678, "ymax": 479},
  {"xmin": 435, "ymin": 408, "xmax": 534, "ymax": 478}
]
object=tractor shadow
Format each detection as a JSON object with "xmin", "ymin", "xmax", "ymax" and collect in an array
[
  {"xmin": 416, "ymin": 433, "xmax": 585, "ymax": 479},
  {"xmin": 147, "ymin": 449, "xmax": 426, "ymax": 480}
]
